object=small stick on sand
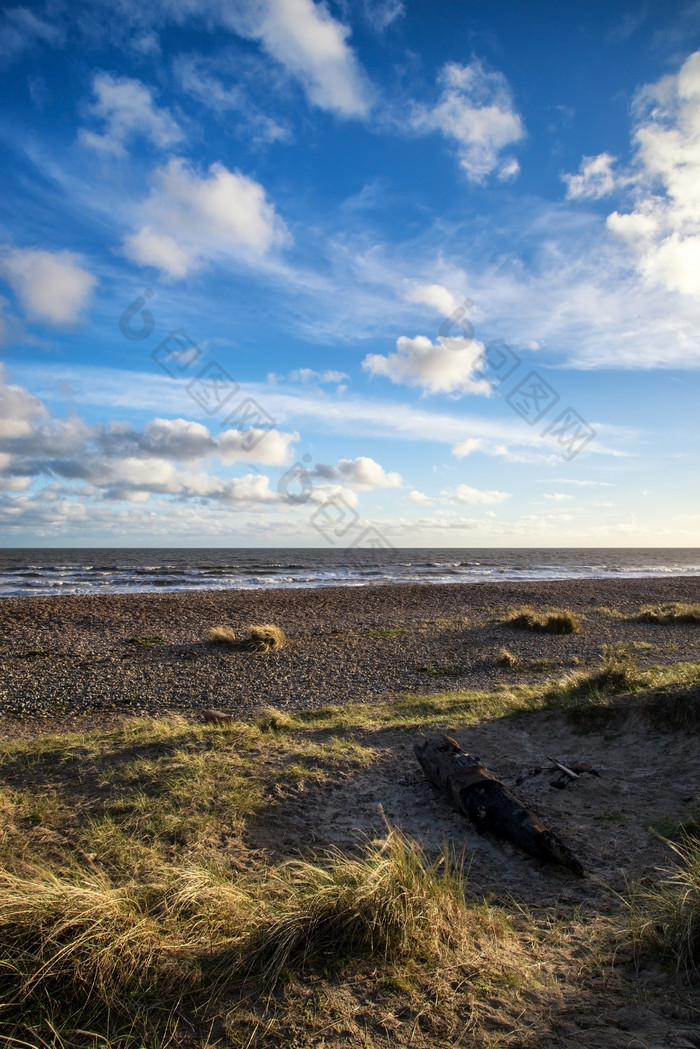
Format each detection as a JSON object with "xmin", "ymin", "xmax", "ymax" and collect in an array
[{"xmin": 546, "ymin": 756, "xmax": 580, "ymax": 779}]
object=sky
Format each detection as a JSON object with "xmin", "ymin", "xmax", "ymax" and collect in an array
[{"xmin": 0, "ymin": 0, "xmax": 699, "ymax": 548}]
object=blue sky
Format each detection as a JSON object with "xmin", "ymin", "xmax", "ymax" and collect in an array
[{"xmin": 1, "ymin": 0, "xmax": 699, "ymax": 547}]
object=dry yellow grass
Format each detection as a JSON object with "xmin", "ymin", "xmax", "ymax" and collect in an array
[
  {"xmin": 209, "ymin": 624, "xmax": 237, "ymax": 645},
  {"xmin": 632, "ymin": 834, "xmax": 700, "ymax": 974},
  {"xmin": 496, "ymin": 647, "xmax": 520, "ymax": 669},
  {"xmin": 501, "ymin": 606, "xmax": 582, "ymax": 635},
  {"xmin": 244, "ymin": 623, "xmax": 287, "ymax": 652},
  {"xmin": 209, "ymin": 623, "xmax": 287, "ymax": 651}
]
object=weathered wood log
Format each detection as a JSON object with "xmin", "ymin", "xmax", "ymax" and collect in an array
[{"xmin": 414, "ymin": 735, "xmax": 584, "ymax": 876}]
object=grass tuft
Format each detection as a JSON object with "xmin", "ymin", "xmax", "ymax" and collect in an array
[
  {"xmin": 632, "ymin": 602, "xmax": 700, "ymax": 625},
  {"xmin": 209, "ymin": 623, "xmax": 287, "ymax": 652},
  {"xmin": 643, "ymin": 683, "xmax": 700, "ymax": 733},
  {"xmin": 234, "ymin": 829, "xmax": 471, "ymax": 985},
  {"xmin": 255, "ymin": 706, "xmax": 296, "ymax": 733},
  {"xmin": 209, "ymin": 625, "xmax": 237, "ymax": 645},
  {"xmin": 631, "ymin": 834, "xmax": 700, "ymax": 974},
  {"xmin": 0, "ymin": 865, "xmax": 186, "ymax": 1009},
  {"xmin": 496, "ymin": 647, "xmax": 520, "ymax": 669},
  {"xmin": 242, "ymin": 623, "xmax": 287, "ymax": 652},
  {"xmin": 502, "ymin": 606, "xmax": 582, "ymax": 635}
]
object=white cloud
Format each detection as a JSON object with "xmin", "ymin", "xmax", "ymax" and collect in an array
[
  {"xmin": 225, "ymin": 0, "xmax": 371, "ymax": 118},
  {"xmin": 336, "ymin": 455, "xmax": 402, "ymax": 487},
  {"xmin": 218, "ymin": 427, "xmax": 296, "ymax": 466},
  {"xmin": 411, "ymin": 60, "xmax": 525, "ymax": 182},
  {"xmin": 363, "ymin": 334, "xmax": 491, "ymax": 396},
  {"xmin": 123, "ymin": 158, "xmax": 289, "ymax": 278},
  {"xmin": 18, "ymin": 363, "xmax": 633, "ymax": 461},
  {"xmin": 0, "ymin": 364, "xmax": 46, "ymax": 437},
  {"xmin": 563, "ymin": 153, "xmax": 618, "ymax": 200},
  {"xmin": 124, "ymin": 228, "xmax": 193, "ymax": 280},
  {"xmin": 449, "ymin": 484, "xmax": 511, "ymax": 505},
  {"xmin": 603, "ymin": 50, "xmax": 700, "ymax": 299},
  {"xmin": 408, "ymin": 489, "xmax": 434, "ymax": 505},
  {"xmin": 404, "ymin": 282, "xmax": 459, "ymax": 316},
  {"xmin": 543, "ymin": 492, "xmax": 573, "ymax": 502},
  {"xmin": 79, "ymin": 72, "xmax": 183, "ymax": 155},
  {"xmin": 451, "ymin": 437, "xmax": 482, "ymax": 458},
  {"xmin": 0, "ymin": 247, "xmax": 96, "ymax": 325},
  {"xmin": 0, "ymin": 370, "xmax": 299, "ymax": 508},
  {"xmin": 314, "ymin": 455, "xmax": 402, "ymax": 488}
]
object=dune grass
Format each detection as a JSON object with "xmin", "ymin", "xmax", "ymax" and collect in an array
[
  {"xmin": 3, "ymin": 647, "xmax": 700, "ymax": 1043},
  {"xmin": 632, "ymin": 602, "xmax": 700, "ymax": 625},
  {"xmin": 209, "ymin": 623, "xmax": 287, "ymax": 652},
  {"xmin": 244, "ymin": 623, "xmax": 287, "ymax": 652},
  {"xmin": 501, "ymin": 606, "xmax": 582, "ymax": 635},
  {"xmin": 0, "ymin": 814, "xmax": 508, "ymax": 1044},
  {"xmin": 209, "ymin": 624, "xmax": 237, "ymax": 645},
  {"xmin": 632, "ymin": 834, "xmax": 700, "ymax": 975},
  {"xmin": 496, "ymin": 647, "xmax": 520, "ymax": 669}
]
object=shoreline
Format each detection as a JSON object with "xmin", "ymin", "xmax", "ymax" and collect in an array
[{"xmin": 1, "ymin": 576, "xmax": 699, "ymax": 736}]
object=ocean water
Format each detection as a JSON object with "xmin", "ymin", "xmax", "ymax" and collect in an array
[{"xmin": 0, "ymin": 548, "xmax": 699, "ymax": 597}]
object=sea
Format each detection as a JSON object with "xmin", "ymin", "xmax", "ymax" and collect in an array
[{"xmin": 0, "ymin": 548, "xmax": 699, "ymax": 598}]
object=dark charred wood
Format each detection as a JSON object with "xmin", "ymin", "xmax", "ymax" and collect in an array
[{"xmin": 414, "ymin": 735, "xmax": 584, "ymax": 876}]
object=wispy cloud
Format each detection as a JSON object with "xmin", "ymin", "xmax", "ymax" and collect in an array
[
  {"xmin": 78, "ymin": 72, "xmax": 183, "ymax": 155},
  {"xmin": 410, "ymin": 60, "xmax": 525, "ymax": 182},
  {"xmin": 222, "ymin": 0, "xmax": 373, "ymax": 117}
]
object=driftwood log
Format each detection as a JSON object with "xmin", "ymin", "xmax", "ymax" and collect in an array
[{"xmin": 414, "ymin": 735, "xmax": 584, "ymax": 876}]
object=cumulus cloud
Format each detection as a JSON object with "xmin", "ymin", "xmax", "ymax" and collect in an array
[
  {"xmin": 404, "ymin": 282, "xmax": 459, "ymax": 316},
  {"xmin": 601, "ymin": 50, "xmax": 700, "ymax": 299},
  {"xmin": 407, "ymin": 489, "xmax": 434, "ymax": 505},
  {"xmin": 0, "ymin": 247, "xmax": 96, "ymax": 325},
  {"xmin": 79, "ymin": 72, "xmax": 183, "ymax": 155},
  {"xmin": 448, "ymin": 484, "xmax": 511, "ymax": 505},
  {"xmin": 411, "ymin": 60, "xmax": 525, "ymax": 182},
  {"xmin": 224, "ymin": 0, "xmax": 371, "ymax": 118},
  {"xmin": 123, "ymin": 228, "xmax": 193, "ymax": 280},
  {"xmin": 313, "ymin": 455, "xmax": 402, "ymax": 488},
  {"xmin": 0, "ymin": 366, "xmax": 46, "ymax": 437},
  {"xmin": 363, "ymin": 334, "xmax": 491, "ymax": 396},
  {"xmin": 563, "ymin": 152, "xmax": 618, "ymax": 200},
  {"xmin": 218, "ymin": 426, "xmax": 297, "ymax": 466},
  {"xmin": 0, "ymin": 369, "xmax": 298, "ymax": 508},
  {"xmin": 123, "ymin": 158, "xmax": 289, "ymax": 278}
]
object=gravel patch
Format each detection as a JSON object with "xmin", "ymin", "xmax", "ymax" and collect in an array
[{"xmin": 1, "ymin": 577, "xmax": 700, "ymax": 737}]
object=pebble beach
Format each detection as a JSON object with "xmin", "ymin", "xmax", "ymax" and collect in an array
[{"xmin": 1, "ymin": 576, "xmax": 700, "ymax": 737}]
